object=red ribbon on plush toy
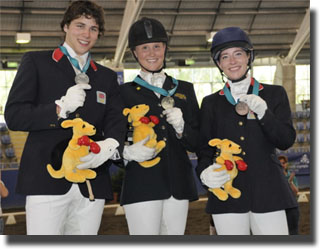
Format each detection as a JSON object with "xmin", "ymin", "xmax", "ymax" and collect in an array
[
  {"xmin": 78, "ymin": 136, "xmax": 101, "ymax": 154},
  {"xmin": 139, "ymin": 115, "xmax": 159, "ymax": 125}
]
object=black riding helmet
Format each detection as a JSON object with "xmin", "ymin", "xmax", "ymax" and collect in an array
[
  {"xmin": 128, "ymin": 17, "xmax": 168, "ymax": 73},
  {"xmin": 129, "ymin": 17, "xmax": 168, "ymax": 48},
  {"xmin": 211, "ymin": 27, "xmax": 254, "ymax": 81}
]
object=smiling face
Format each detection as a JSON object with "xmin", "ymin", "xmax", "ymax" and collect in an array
[
  {"xmin": 64, "ymin": 15, "xmax": 99, "ymax": 56},
  {"xmin": 133, "ymin": 42, "xmax": 166, "ymax": 72},
  {"xmin": 217, "ymin": 47, "xmax": 250, "ymax": 81}
]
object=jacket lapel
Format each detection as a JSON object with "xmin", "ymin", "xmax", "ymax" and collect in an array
[
  {"xmin": 52, "ymin": 48, "xmax": 76, "ymax": 84},
  {"xmin": 131, "ymin": 76, "xmax": 160, "ymax": 100},
  {"xmin": 162, "ymin": 75, "xmax": 175, "ymax": 92}
]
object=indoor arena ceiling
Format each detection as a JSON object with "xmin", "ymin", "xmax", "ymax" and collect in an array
[{"xmin": 0, "ymin": 0, "xmax": 311, "ymax": 70}]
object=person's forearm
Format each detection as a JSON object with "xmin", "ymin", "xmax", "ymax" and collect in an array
[{"xmin": 0, "ymin": 181, "xmax": 9, "ymax": 198}]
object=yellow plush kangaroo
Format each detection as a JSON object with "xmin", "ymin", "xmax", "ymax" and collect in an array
[
  {"xmin": 208, "ymin": 138, "xmax": 248, "ymax": 201},
  {"xmin": 47, "ymin": 118, "xmax": 99, "ymax": 183},
  {"xmin": 123, "ymin": 104, "xmax": 166, "ymax": 168}
]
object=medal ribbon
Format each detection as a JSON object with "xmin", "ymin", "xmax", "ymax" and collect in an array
[
  {"xmin": 133, "ymin": 76, "xmax": 179, "ymax": 97},
  {"xmin": 59, "ymin": 45, "xmax": 91, "ymax": 73},
  {"xmin": 223, "ymin": 78, "xmax": 260, "ymax": 105}
]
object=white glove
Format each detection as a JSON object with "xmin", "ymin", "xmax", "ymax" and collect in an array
[
  {"xmin": 162, "ymin": 107, "xmax": 185, "ymax": 134},
  {"xmin": 77, "ymin": 138, "xmax": 119, "ymax": 169},
  {"xmin": 239, "ymin": 94, "xmax": 267, "ymax": 120},
  {"xmin": 55, "ymin": 83, "xmax": 91, "ymax": 119},
  {"xmin": 123, "ymin": 136, "xmax": 156, "ymax": 162},
  {"xmin": 200, "ymin": 163, "xmax": 230, "ymax": 189}
]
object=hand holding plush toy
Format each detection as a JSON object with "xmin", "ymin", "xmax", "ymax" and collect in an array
[
  {"xmin": 46, "ymin": 118, "xmax": 105, "ymax": 201},
  {"xmin": 200, "ymin": 138, "xmax": 247, "ymax": 201},
  {"xmin": 47, "ymin": 118, "xmax": 101, "ymax": 183},
  {"xmin": 122, "ymin": 104, "xmax": 166, "ymax": 168}
]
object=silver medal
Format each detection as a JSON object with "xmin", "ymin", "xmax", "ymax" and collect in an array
[
  {"xmin": 161, "ymin": 96, "xmax": 175, "ymax": 110},
  {"xmin": 75, "ymin": 73, "xmax": 89, "ymax": 85},
  {"xmin": 235, "ymin": 101, "xmax": 249, "ymax": 116}
]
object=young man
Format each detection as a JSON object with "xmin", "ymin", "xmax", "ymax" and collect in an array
[
  {"xmin": 5, "ymin": 1, "xmax": 126, "ymax": 235},
  {"xmin": 119, "ymin": 17, "xmax": 200, "ymax": 235},
  {"xmin": 196, "ymin": 27, "xmax": 298, "ymax": 235}
]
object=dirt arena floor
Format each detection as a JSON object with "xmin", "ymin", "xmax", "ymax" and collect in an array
[{"xmin": 3, "ymin": 192, "xmax": 310, "ymax": 235}]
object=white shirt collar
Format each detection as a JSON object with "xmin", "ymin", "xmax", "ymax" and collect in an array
[
  {"xmin": 139, "ymin": 70, "xmax": 166, "ymax": 87},
  {"xmin": 63, "ymin": 42, "xmax": 88, "ymax": 70},
  {"xmin": 229, "ymin": 75, "xmax": 251, "ymax": 102},
  {"xmin": 139, "ymin": 70, "xmax": 166, "ymax": 98}
]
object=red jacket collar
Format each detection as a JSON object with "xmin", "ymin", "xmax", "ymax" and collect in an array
[
  {"xmin": 52, "ymin": 47, "xmax": 98, "ymax": 72},
  {"xmin": 219, "ymin": 77, "xmax": 264, "ymax": 95},
  {"xmin": 52, "ymin": 47, "xmax": 64, "ymax": 62}
]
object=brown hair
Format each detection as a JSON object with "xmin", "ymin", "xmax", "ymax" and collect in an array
[
  {"xmin": 60, "ymin": 1, "xmax": 105, "ymax": 37},
  {"xmin": 278, "ymin": 155, "xmax": 288, "ymax": 163}
]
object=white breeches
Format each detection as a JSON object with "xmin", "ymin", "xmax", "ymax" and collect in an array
[
  {"xmin": 212, "ymin": 210, "xmax": 288, "ymax": 235},
  {"xmin": 123, "ymin": 196, "xmax": 189, "ymax": 235},
  {"xmin": 26, "ymin": 184, "xmax": 105, "ymax": 235}
]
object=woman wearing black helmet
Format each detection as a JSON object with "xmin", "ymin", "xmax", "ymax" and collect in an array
[
  {"xmin": 196, "ymin": 27, "xmax": 297, "ymax": 235},
  {"xmin": 119, "ymin": 17, "xmax": 200, "ymax": 235}
]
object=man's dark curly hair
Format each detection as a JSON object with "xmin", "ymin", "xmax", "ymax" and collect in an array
[{"xmin": 60, "ymin": 1, "xmax": 105, "ymax": 37}]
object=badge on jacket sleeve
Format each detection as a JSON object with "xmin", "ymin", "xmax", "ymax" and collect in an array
[{"xmin": 96, "ymin": 91, "xmax": 106, "ymax": 104}]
